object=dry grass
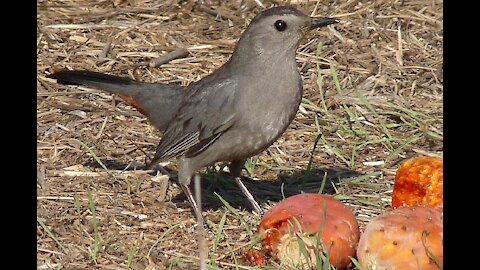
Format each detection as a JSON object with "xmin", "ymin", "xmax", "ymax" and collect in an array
[{"xmin": 37, "ymin": 0, "xmax": 443, "ymax": 269}]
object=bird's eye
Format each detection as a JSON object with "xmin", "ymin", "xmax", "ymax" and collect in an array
[{"xmin": 274, "ymin": 20, "xmax": 287, "ymax": 31}]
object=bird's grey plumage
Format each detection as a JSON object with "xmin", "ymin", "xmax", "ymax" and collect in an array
[
  {"xmin": 48, "ymin": 6, "xmax": 339, "ymax": 223},
  {"xmin": 150, "ymin": 6, "xmax": 310, "ymax": 168}
]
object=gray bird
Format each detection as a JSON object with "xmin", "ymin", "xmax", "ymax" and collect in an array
[{"xmin": 48, "ymin": 6, "xmax": 339, "ymax": 223}]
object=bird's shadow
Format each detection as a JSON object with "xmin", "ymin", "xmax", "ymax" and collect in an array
[
  {"xmin": 88, "ymin": 159, "xmax": 361, "ymax": 212},
  {"xmin": 198, "ymin": 166, "xmax": 361, "ymax": 211}
]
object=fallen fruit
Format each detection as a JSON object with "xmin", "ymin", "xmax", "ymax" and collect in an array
[
  {"xmin": 243, "ymin": 249, "xmax": 267, "ymax": 266},
  {"xmin": 357, "ymin": 206, "xmax": 443, "ymax": 270},
  {"xmin": 258, "ymin": 193, "xmax": 359, "ymax": 269},
  {"xmin": 392, "ymin": 156, "xmax": 443, "ymax": 208}
]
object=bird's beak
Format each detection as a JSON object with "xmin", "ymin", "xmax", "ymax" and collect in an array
[{"xmin": 309, "ymin": 17, "xmax": 340, "ymax": 29}]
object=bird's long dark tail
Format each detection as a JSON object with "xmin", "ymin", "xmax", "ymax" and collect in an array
[
  {"xmin": 48, "ymin": 70, "xmax": 184, "ymax": 131},
  {"xmin": 48, "ymin": 70, "xmax": 163, "ymax": 99}
]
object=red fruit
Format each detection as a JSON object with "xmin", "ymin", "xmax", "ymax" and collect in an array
[
  {"xmin": 258, "ymin": 193, "xmax": 360, "ymax": 269},
  {"xmin": 357, "ymin": 206, "xmax": 443, "ymax": 270},
  {"xmin": 392, "ymin": 156, "xmax": 443, "ymax": 208},
  {"xmin": 243, "ymin": 249, "xmax": 267, "ymax": 266}
]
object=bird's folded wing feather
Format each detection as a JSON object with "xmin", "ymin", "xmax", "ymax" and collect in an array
[{"xmin": 152, "ymin": 79, "xmax": 237, "ymax": 161}]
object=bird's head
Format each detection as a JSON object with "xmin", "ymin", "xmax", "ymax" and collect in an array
[{"xmin": 233, "ymin": 6, "xmax": 339, "ymax": 59}]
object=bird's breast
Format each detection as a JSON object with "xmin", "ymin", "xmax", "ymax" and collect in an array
[{"xmin": 233, "ymin": 71, "xmax": 303, "ymax": 154}]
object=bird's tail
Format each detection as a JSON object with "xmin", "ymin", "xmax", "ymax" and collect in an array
[{"xmin": 48, "ymin": 70, "xmax": 184, "ymax": 131}]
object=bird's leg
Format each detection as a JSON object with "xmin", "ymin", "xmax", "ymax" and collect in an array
[
  {"xmin": 147, "ymin": 161, "xmax": 206, "ymax": 225},
  {"xmin": 234, "ymin": 177, "xmax": 263, "ymax": 214},
  {"xmin": 229, "ymin": 159, "xmax": 263, "ymax": 214},
  {"xmin": 180, "ymin": 182, "xmax": 206, "ymax": 228}
]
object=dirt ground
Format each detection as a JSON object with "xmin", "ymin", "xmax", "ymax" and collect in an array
[{"xmin": 37, "ymin": 0, "xmax": 443, "ymax": 269}]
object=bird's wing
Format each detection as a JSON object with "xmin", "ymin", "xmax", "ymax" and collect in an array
[{"xmin": 151, "ymin": 78, "xmax": 238, "ymax": 162}]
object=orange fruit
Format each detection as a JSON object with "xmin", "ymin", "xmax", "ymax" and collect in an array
[{"xmin": 392, "ymin": 156, "xmax": 443, "ymax": 208}]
